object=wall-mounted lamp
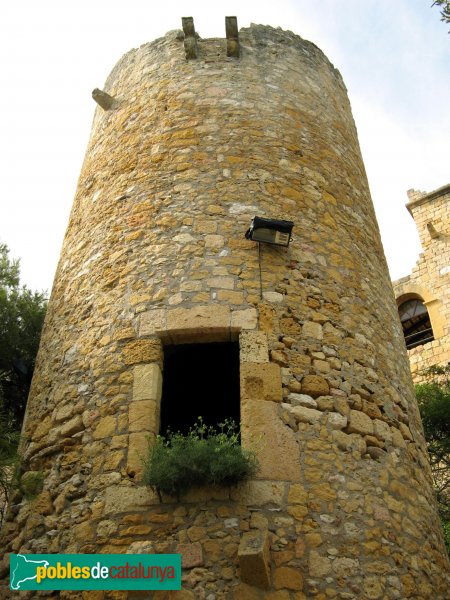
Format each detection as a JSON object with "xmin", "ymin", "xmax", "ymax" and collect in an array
[{"xmin": 245, "ymin": 216, "xmax": 294, "ymax": 247}]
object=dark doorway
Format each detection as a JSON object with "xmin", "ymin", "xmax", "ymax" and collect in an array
[{"xmin": 159, "ymin": 342, "xmax": 240, "ymax": 435}]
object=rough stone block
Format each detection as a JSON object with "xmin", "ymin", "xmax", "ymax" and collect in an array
[
  {"xmin": 301, "ymin": 375, "xmax": 330, "ymax": 398},
  {"xmin": 241, "ymin": 400, "xmax": 300, "ymax": 481},
  {"xmin": 231, "ymin": 308, "xmax": 258, "ymax": 330},
  {"xmin": 302, "ymin": 321, "xmax": 323, "ymax": 340},
  {"xmin": 288, "ymin": 404, "xmax": 322, "ymax": 424},
  {"xmin": 239, "ymin": 331, "xmax": 269, "ymax": 363},
  {"xmin": 373, "ymin": 418, "xmax": 392, "ymax": 443},
  {"xmin": 129, "ymin": 400, "xmax": 159, "ymax": 433},
  {"xmin": 93, "ymin": 415, "xmax": 116, "ymax": 440},
  {"xmin": 60, "ymin": 415, "xmax": 84, "ymax": 437},
  {"xmin": 103, "ymin": 484, "xmax": 158, "ymax": 514},
  {"xmin": 177, "ymin": 542, "xmax": 204, "ymax": 568},
  {"xmin": 133, "ymin": 363, "xmax": 162, "ymax": 402},
  {"xmin": 123, "ymin": 339, "xmax": 162, "ymax": 365},
  {"xmin": 166, "ymin": 305, "xmax": 230, "ymax": 342},
  {"xmin": 127, "ymin": 432, "xmax": 152, "ymax": 477},
  {"xmin": 347, "ymin": 409, "xmax": 374, "ymax": 436},
  {"xmin": 240, "ymin": 362, "xmax": 282, "ymax": 402},
  {"xmin": 327, "ymin": 412, "xmax": 348, "ymax": 430},
  {"xmin": 238, "ymin": 529, "xmax": 271, "ymax": 589},
  {"xmin": 230, "ymin": 481, "xmax": 286, "ymax": 505},
  {"xmin": 139, "ymin": 309, "xmax": 166, "ymax": 336}
]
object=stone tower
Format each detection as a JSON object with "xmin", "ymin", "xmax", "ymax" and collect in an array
[
  {"xmin": 393, "ymin": 184, "xmax": 450, "ymax": 383},
  {"xmin": 2, "ymin": 20, "xmax": 449, "ymax": 599}
]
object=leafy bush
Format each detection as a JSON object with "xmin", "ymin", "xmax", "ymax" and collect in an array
[{"xmin": 143, "ymin": 418, "xmax": 259, "ymax": 499}]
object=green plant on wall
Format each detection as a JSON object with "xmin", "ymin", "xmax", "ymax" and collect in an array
[{"xmin": 143, "ymin": 418, "xmax": 259, "ymax": 500}]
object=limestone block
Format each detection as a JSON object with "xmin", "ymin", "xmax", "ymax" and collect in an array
[
  {"xmin": 127, "ymin": 432, "xmax": 152, "ymax": 477},
  {"xmin": 302, "ymin": 321, "xmax": 323, "ymax": 340},
  {"xmin": 289, "ymin": 405, "xmax": 323, "ymax": 425},
  {"xmin": 93, "ymin": 415, "xmax": 116, "ymax": 440},
  {"xmin": 133, "ymin": 363, "xmax": 162, "ymax": 402},
  {"xmin": 239, "ymin": 331, "xmax": 269, "ymax": 363},
  {"xmin": 60, "ymin": 415, "xmax": 84, "ymax": 437},
  {"xmin": 288, "ymin": 483, "xmax": 308, "ymax": 504},
  {"xmin": 262, "ymin": 291, "xmax": 284, "ymax": 303},
  {"xmin": 206, "ymin": 276, "xmax": 234, "ymax": 289},
  {"xmin": 231, "ymin": 308, "xmax": 258, "ymax": 330},
  {"xmin": 373, "ymin": 419, "xmax": 393, "ymax": 443},
  {"xmin": 273, "ymin": 566, "xmax": 303, "ymax": 590},
  {"xmin": 32, "ymin": 415, "xmax": 52, "ymax": 441},
  {"xmin": 204, "ymin": 234, "xmax": 224, "ymax": 249},
  {"xmin": 139, "ymin": 309, "xmax": 166, "ymax": 336},
  {"xmin": 241, "ymin": 400, "xmax": 300, "ymax": 481},
  {"xmin": 53, "ymin": 403, "xmax": 74, "ymax": 423},
  {"xmin": 326, "ymin": 412, "xmax": 348, "ymax": 430},
  {"xmin": 332, "ymin": 430, "xmax": 367, "ymax": 454},
  {"xmin": 177, "ymin": 542, "xmax": 204, "ymax": 568},
  {"xmin": 288, "ymin": 393, "xmax": 317, "ymax": 408},
  {"xmin": 309, "ymin": 550, "xmax": 331, "ymax": 577},
  {"xmin": 301, "ymin": 375, "xmax": 330, "ymax": 398},
  {"xmin": 129, "ymin": 400, "xmax": 159, "ymax": 433},
  {"xmin": 347, "ymin": 409, "xmax": 374, "ymax": 436},
  {"xmin": 103, "ymin": 484, "xmax": 158, "ymax": 514},
  {"xmin": 166, "ymin": 305, "xmax": 231, "ymax": 342},
  {"xmin": 123, "ymin": 339, "xmax": 162, "ymax": 365},
  {"xmin": 238, "ymin": 529, "xmax": 271, "ymax": 589},
  {"xmin": 230, "ymin": 480, "xmax": 286, "ymax": 505},
  {"xmin": 240, "ymin": 362, "xmax": 282, "ymax": 402}
]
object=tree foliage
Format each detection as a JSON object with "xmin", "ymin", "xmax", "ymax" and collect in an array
[
  {"xmin": 416, "ymin": 364, "xmax": 450, "ymax": 555},
  {"xmin": 0, "ymin": 243, "xmax": 47, "ymax": 431},
  {"xmin": 432, "ymin": 0, "xmax": 450, "ymax": 30}
]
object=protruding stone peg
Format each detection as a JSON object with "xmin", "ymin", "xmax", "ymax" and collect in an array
[
  {"xmin": 225, "ymin": 16, "xmax": 239, "ymax": 58},
  {"xmin": 92, "ymin": 88, "xmax": 115, "ymax": 111},
  {"xmin": 182, "ymin": 17, "xmax": 198, "ymax": 59}
]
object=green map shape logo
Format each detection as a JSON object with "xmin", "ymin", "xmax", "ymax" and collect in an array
[{"xmin": 10, "ymin": 554, "xmax": 50, "ymax": 590}]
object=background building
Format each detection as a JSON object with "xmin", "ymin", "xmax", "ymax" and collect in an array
[{"xmin": 393, "ymin": 184, "xmax": 450, "ymax": 383}]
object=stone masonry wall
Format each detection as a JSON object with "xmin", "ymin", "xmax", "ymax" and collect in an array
[
  {"xmin": 393, "ymin": 185, "xmax": 450, "ymax": 383},
  {"xmin": 1, "ymin": 24, "xmax": 449, "ymax": 599}
]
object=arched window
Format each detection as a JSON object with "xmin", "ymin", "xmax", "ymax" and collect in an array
[{"xmin": 398, "ymin": 298, "xmax": 434, "ymax": 349}]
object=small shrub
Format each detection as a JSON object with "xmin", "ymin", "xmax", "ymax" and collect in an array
[{"xmin": 143, "ymin": 418, "xmax": 259, "ymax": 499}]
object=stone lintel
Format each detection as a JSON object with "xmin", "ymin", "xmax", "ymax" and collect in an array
[
  {"xmin": 238, "ymin": 529, "xmax": 271, "ymax": 589},
  {"xmin": 92, "ymin": 88, "xmax": 115, "ymax": 110},
  {"xmin": 225, "ymin": 16, "xmax": 240, "ymax": 58},
  {"xmin": 165, "ymin": 305, "xmax": 231, "ymax": 343},
  {"xmin": 182, "ymin": 17, "xmax": 198, "ymax": 59}
]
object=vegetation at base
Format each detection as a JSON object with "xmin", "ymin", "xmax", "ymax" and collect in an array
[
  {"xmin": 143, "ymin": 418, "xmax": 259, "ymax": 499},
  {"xmin": 0, "ymin": 242, "xmax": 47, "ymax": 431},
  {"xmin": 416, "ymin": 364, "xmax": 450, "ymax": 556},
  {"xmin": 0, "ymin": 243, "xmax": 47, "ymax": 526}
]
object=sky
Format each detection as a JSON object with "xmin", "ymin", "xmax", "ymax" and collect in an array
[{"xmin": 0, "ymin": 0, "xmax": 448, "ymax": 294}]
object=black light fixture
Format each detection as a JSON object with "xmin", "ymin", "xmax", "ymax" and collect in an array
[{"xmin": 245, "ymin": 216, "xmax": 294, "ymax": 247}]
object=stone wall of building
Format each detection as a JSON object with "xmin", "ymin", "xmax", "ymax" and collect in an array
[
  {"xmin": 1, "ymin": 23, "xmax": 449, "ymax": 599},
  {"xmin": 393, "ymin": 184, "xmax": 450, "ymax": 383}
]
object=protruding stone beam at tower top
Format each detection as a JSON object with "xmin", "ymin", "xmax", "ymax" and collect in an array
[
  {"xmin": 225, "ymin": 16, "xmax": 240, "ymax": 57},
  {"xmin": 92, "ymin": 88, "xmax": 115, "ymax": 110},
  {"xmin": 182, "ymin": 17, "xmax": 198, "ymax": 59}
]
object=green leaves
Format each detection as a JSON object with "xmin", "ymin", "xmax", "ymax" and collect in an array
[
  {"xmin": 143, "ymin": 418, "xmax": 259, "ymax": 498},
  {"xmin": 0, "ymin": 242, "xmax": 47, "ymax": 429}
]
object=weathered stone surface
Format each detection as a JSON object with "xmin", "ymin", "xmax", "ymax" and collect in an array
[
  {"xmin": 231, "ymin": 308, "xmax": 258, "ymax": 330},
  {"xmin": 239, "ymin": 331, "xmax": 269, "ymax": 363},
  {"xmin": 241, "ymin": 400, "xmax": 300, "ymax": 481},
  {"xmin": 177, "ymin": 542, "xmax": 204, "ymax": 568},
  {"xmin": 93, "ymin": 415, "xmax": 116, "ymax": 440},
  {"xmin": 273, "ymin": 566, "xmax": 303, "ymax": 590},
  {"xmin": 103, "ymin": 485, "xmax": 158, "ymax": 514},
  {"xmin": 123, "ymin": 339, "xmax": 162, "ymax": 365},
  {"xmin": 166, "ymin": 305, "xmax": 231, "ymax": 342},
  {"xmin": 301, "ymin": 375, "xmax": 330, "ymax": 398},
  {"xmin": 59, "ymin": 415, "xmax": 84, "ymax": 437},
  {"xmin": 238, "ymin": 529, "xmax": 271, "ymax": 589},
  {"xmin": 288, "ymin": 393, "xmax": 317, "ymax": 408},
  {"xmin": 132, "ymin": 363, "xmax": 162, "ymax": 402},
  {"xmin": 288, "ymin": 404, "xmax": 322, "ymax": 425},
  {"xmin": 128, "ymin": 400, "xmax": 159, "ymax": 433},
  {"xmin": 302, "ymin": 321, "xmax": 323, "ymax": 340},
  {"xmin": 347, "ymin": 409, "xmax": 374, "ymax": 436},
  {"xmin": 139, "ymin": 309, "xmax": 166, "ymax": 336},
  {"xmin": 240, "ymin": 362, "xmax": 282, "ymax": 402}
]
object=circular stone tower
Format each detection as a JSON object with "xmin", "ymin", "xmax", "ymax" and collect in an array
[{"xmin": 2, "ymin": 20, "xmax": 449, "ymax": 599}]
